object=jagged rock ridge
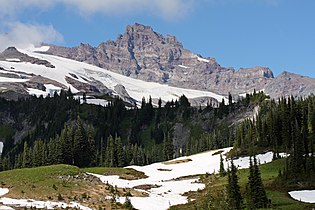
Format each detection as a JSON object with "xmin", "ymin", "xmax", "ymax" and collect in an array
[{"xmin": 46, "ymin": 23, "xmax": 288, "ymax": 97}]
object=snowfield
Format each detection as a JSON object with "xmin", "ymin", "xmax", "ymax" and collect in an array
[
  {"xmin": 0, "ymin": 46, "xmax": 227, "ymax": 106},
  {"xmin": 90, "ymin": 147, "xmax": 280, "ymax": 210},
  {"xmin": 289, "ymin": 190, "xmax": 315, "ymax": 203}
]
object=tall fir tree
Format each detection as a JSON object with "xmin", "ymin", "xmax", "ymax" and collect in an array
[
  {"xmin": 246, "ymin": 156, "xmax": 269, "ymax": 209},
  {"xmin": 219, "ymin": 154, "xmax": 226, "ymax": 177},
  {"xmin": 226, "ymin": 160, "xmax": 243, "ymax": 210}
]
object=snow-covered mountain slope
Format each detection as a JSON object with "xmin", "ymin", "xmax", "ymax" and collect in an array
[{"xmin": 0, "ymin": 46, "xmax": 227, "ymax": 106}]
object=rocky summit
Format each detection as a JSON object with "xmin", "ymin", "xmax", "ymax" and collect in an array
[{"xmin": 44, "ymin": 23, "xmax": 315, "ymax": 99}]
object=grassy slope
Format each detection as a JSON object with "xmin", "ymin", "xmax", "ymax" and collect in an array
[
  {"xmin": 171, "ymin": 158, "xmax": 315, "ymax": 210},
  {"xmin": 0, "ymin": 164, "xmax": 146, "ymax": 209},
  {"xmin": 0, "ymin": 164, "xmax": 83, "ymax": 199}
]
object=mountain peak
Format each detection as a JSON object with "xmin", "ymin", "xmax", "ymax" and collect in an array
[
  {"xmin": 43, "ymin": 23, "xmax": 315, "ymax": 99},
  {"xmin": 126, "ymin": 23, "xmax": 153, "ymax": 33},
  {"xmin": 121, "ymin": 23, "xmax": 182, "ymax": 47}
]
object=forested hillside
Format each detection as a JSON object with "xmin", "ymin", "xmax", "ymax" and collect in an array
[
  {"xmin": 232, "ymin": 94, "xmax": 315, "ymax": 184},
  {"xmin": 0, "ymin": 90, "xmax": 259, "ymax": 171},
  {"xmin": 171, "ymin": 94, "xmax": 315, "ymax": 210}
]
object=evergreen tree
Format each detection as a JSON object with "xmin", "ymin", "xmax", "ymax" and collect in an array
[
  {"xmin": 116, "ymin": 136, "xmax": 125, "ymax": 167},
  {"xmin": 226, "ymin": 161, "xmax": 243, "ymax": 210},
  {"xmin": 22, "ymin": 142, "xmax": 31, "ymax": 168},
  {"xmin": 73, "ymin": 116, "xmax": 90, "ymax": 167},
  {"xmin": 107, "ymin": 135, "xmax": 116, "ymax": 167},
  {"xmin": 219, "ymin": 154, "xmax": 226, "ymax": 177},
  {"xmin": 60, "ymin": 125, "xmax": 74, "ymax": 165},
  {"xmin": 163, "ymin": 132, "xmax": 174, "ymax": 160},
  {"xmin": 246, "ymin": 156, "xmax": 269, "ymax": 209}
]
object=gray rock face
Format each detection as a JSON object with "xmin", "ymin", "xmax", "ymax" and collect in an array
[
  {"xmin": 45, "ymin": 23, "xmax": 281, "ymax": 97},
  {"xmin": 40, "ymin": 23, "xmax": 315, "ymax": 99},
  {"xmin": 265, "ymin": 71, "xmax": 315, "ymax": 98}
]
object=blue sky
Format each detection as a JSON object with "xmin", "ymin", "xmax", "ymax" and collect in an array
[{"xmin": 0, "ymin": 0, "xmax": 314, "ymax": 78}]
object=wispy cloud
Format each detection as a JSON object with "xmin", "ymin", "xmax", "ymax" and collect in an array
[
  {"xmin": 0, "ymin": 0, "xmax": 198, "ymax": 49},
  {"xmin": 207, "ymin": 0, "xmax": 282, "ymax": 6},
  {"xmin": 0, "ymin": 0, "xmax": 198, "ymax": 20},
  {"xmin": 0, "ymin": 22, "xmax": 63, "ymax": 52}
]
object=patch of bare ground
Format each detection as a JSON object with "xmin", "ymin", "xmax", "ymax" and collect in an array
[
  {"xmin": 168, "ymin": 174, "xmax": 202, "ymax": 182},
  {"xmin": 157, "ymin": 168, "xmax": 172, "ymax": 171},
  {"xmin": 101, "ymin": 168, "xmax": 148, "ymax": 180},
  {"xmin": 133, "ymin": 184, "xmax": 161, "ymax": 191},
  {"xmin": 212, "ymin": 150, "xmax": 224, "ymax": 156},
  {"xmin": 163, "ymin": 158, "xmax": 192, "ymax": 165}
]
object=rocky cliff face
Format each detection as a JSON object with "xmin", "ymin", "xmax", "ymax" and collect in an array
[
  {"xmin": 46, "ymin": 23, "xmax": 285, "ymax": 97},
  {"xmin": 265, "ymin": 71, "xmax": 315, "ymax": 98}
]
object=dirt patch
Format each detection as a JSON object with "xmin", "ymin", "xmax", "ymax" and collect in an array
[
  {"xmin": 169, "ymin": 174, "xmax": 202, "ymax": 182},
  {"xmin": 163, "ymin": 158, "xmax": 192, "ymax": 165},
  {"xmin": 102, "ymin": 168, "xmax": 148, "ymax": 180},
  {"xmin": 157, "ymin": 168, "xmax": 172, "ymax": 171},
  {"xmin": 212, "ymin": 150, "xmax": 224, "ymax": 156},
  {"xmin": 133, "ymin": 184, "xmax": 161, "ymax": 191}
]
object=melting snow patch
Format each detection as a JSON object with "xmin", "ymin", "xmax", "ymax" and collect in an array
[
  {"xmin": 197, "ymin": 56, "xmax": 209, "ymax": 63},
  {"xmin": 0, "ymin": 206, "xmax": 14, "ymax": 210},
  {"xmin": 28, "ymin": 45, "xmax": 50, "ymax": 52},
  {"xmin": 0, "ymin": 198, "xmax": 92, "ymax": 210},
  {"xmin": 27, "ymin": 88, "xmax": 48, "ymax": 97},
  {"xmin": 5, "ymin": 58, "xmax": 20, "ymax": 62},
  {"xmin": 0, "ymin": 189, "xmax": 9, "ymax": 197},
  {"xmin": 178, "ymin": 65, "xmax": 189, "ymax": 69},
  {"xmin": 90, "ymin": 147, "xmax": 280, "ymax": 210},
  {"xmin": 0, "ymin": 188, "xmax": 91, "ymax": 209},
  {"xmin": 288, "ymin": 190, "xmax": 315, "ymax": 203},
  {"xmin": 0, "ymin": 77, "xmax": 28, "ymax": 83}
]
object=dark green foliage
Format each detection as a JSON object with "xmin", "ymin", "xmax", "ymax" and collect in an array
[
  {"xmin": 246, "ymin": 156, "xmax": 269, "ymax": 209},
  {"xmin": 0, "ymin": 91, "xmax": 261, "ymax": 170},
  {"xmin": 226, "ymin": 161, "xmax": 243, "ymax": 210},
  {"xmin": 234, "ymin": 94, "xmax": 315, "ymax": 184},
  {"xmin": 219, "ymin": 154, "xmax": 226, "ymax": 177},
  {"xmin": 163, "ymin": 132, "xmax": 174, "ymax": 160},
  {"xmin": 73, "ymin": 116, "xmax": 95, "ymax": 167}
]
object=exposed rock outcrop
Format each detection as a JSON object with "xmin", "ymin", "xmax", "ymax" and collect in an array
[{"xmin": 45, "ymin": 23, "xmax": 282, "ymax": 97}]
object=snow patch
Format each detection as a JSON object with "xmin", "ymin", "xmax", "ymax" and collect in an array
[
  {"xmin": 90, "ymin": 147, "xmax": 280, "ymax": 210},
  {"xmin": 0, "ymin": 198, "xmax": 91, "ymax": 210},
  {"xmin": 0, "ymin": 189, "xmax": 9, "ymax": 197},
  {"xmin": 197, "ymin": 56, "xmax": 209, "ymax": 63},
  {"xmin": 0, "ymin": 188, "xmax": 91, "ymax": 210},
  {"xmin": 28, "ymin": 84, "xmax": 62, "ymax": 97},
  {"xmin": 178, "ymin": 65, "xmax": 189, "ymax": 69},
  {"xmin": 0, "ymin": 77, "xmax": 28, "ymax": 83},
  {"xmin": 85, "ymin": 99, "xmax": 109, "ymax": 106},
  {"xmin": 27, "ymin": 88, "xmax": 48, "ymax": 97},
  {"xmin": 289, "ymin": 190, "xmax": 315, "ymax": 203},
  {"xmin": 5, "ymin": 58, "xmax": 20, "ymax": 62},
  {"xmin": 0, "ymin": 142, "xmax": 3, "ymax": 154},
  {"xmin": 28, "ymin": 45, "xmax": 50, "ymax": 52}
]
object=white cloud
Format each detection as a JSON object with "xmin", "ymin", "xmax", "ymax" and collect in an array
[
  {"xmin": 0, "ymin": 0, "xmax": 55, "ymax": 19},
  {"xmin": 0, "ymin": 22, "xmax": 63, "ymax": 52},
  {"xmin": 0, "ymin": 0, "xmax": 197, "ymax": 20},
  {"xmin": 63, "ymin": 0, "xmax": 197, "ymax": 19}
]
